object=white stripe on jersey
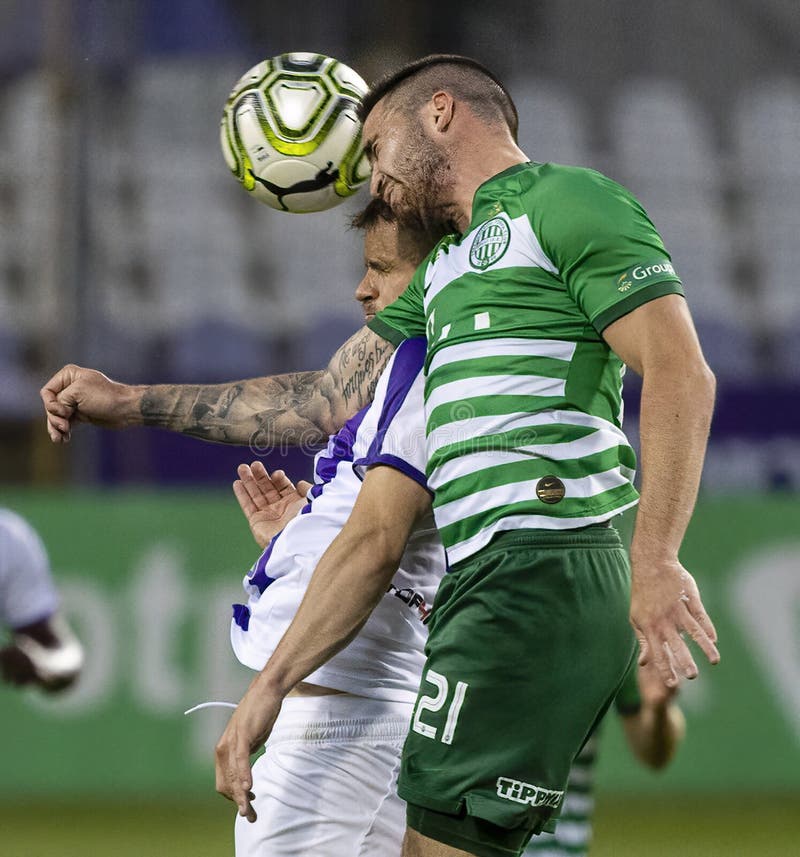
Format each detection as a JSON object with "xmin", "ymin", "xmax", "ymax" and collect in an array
[
  {"xmin": 425, "ymin": 213, "xmax": 559, "ymax": 304},
  {"xmin": 426, "ymin": 373, "xmax": 567, "ymax": 416},
  {"xmin": 427, "ymin": 337, "xmax": 576, "ymax": 374},
  {"xmin": 432, "ymin": 431, "xmax": 634, "ymax": 492},
  {"xmin": 426, "ymin": 409, "xmax": 630, "ymax": 462}
]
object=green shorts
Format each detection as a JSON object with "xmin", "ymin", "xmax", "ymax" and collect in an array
[{"xmin": 399, "ymin": 527, "xmax": 636, "ymax": 857}]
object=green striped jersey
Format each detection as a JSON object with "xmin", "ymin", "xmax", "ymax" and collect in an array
[
  {"xmin": 369, "ymin": 162, "xmax": 684, "ymax": 565},
  {"xmin": 523, "ymin": 665, "xmax": 642, "ymax": 856}
]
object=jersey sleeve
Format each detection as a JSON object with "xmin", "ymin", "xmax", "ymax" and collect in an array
[
  {"xmin": 367, "ymin": 259, "xmax": 428, "ymax": 346},
  {"xmin": 353, "ymin": 338, "xmax": 430, "ymax": 492},
  {"xmin": 613, "ymin": 657, "xmax": 643, "ymax": 716},
  {"xmin": 530, "ymin": 166, "xmax": 685, "ymax": 333}
]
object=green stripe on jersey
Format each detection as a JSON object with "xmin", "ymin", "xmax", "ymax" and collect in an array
[
  {"xmin": 428, "ymin": 394, "xmax": 567, "ymax": 435},
  {"xmin": 433, "ymin": 445, "xmax": 637, "ymax": 508},
  {"xmin": 370, "ymin": 162, "xmax": 683, "ymax": 562},
  {"xmin": 427, "ymin": 422, "xmax": 600, "ymax": 472},
  {"xmin": 425, "ymin": 352, "xmax": 571, "ymax": 394}
]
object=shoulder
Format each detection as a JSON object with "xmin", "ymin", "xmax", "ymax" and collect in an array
[
  {"xmin": 517, "ymin": 162, "xmax": 639, "ymax": 214},
  {"xmin": 516, "ymin": 164, "xmax": 653, "ymax": 260}
]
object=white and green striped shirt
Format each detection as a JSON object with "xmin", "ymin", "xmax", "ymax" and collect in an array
[{"xmin": 369, "ymin": 162, "xmax": 683, "ymax": 565}]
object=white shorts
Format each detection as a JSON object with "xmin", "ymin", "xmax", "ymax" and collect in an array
[{"xmin": 235, "ymin": 694, "xmax": 413, "ymax": 857}]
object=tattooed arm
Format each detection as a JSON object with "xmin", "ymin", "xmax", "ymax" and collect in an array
[{"xmin": 41, "ymin": 326, "xmax": 395, "ymax": 447}]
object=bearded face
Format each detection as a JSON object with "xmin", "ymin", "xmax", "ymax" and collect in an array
[{"xmin": 364, "ymin": 103, "xmax": 458, "ymax": 234}]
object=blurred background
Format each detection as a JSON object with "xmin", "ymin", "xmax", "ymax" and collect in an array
[{"xmin": 0, "ymin": 1, "xmax": 798, "ymax": 855}]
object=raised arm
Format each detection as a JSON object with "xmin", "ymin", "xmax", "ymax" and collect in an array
[
  {"xmin": 603, "ymin": 293, "xmax": 719, "ymax": 687},
  {"xmin": 41, "ymin": 326, "xmax": 394, "ymax": 447}
]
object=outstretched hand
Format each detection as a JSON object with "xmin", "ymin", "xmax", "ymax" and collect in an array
[
  {"xmin": 233, "ymin": 462, "xmax": 312, "ymax": 548},
  {"xmin": 630, "ymin": 556, "xmax": 719, "ymax": 689}
]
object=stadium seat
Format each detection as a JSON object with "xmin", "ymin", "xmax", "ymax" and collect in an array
[
  {"xmin": 165, "ymin": 317, "xmax": 274, "ymax": 382},
  {"xmin": 733, "ymin": 79, "xmax": 800, "ymax": 184},
  {"xmin": 0, "ymin": 74, "xmax": 60, "ymax": 337},
  {"xmin": 740, "ymin": 183, "xmax": 800, "ymax": 333},
  {"xmin": 773, "ymin": 324, "xmax": 800, "ymax": 382},
  {"xmin": 510, "ymin": 77, "xmax": 594, "ymax": 167},
  {"xmin": 129, "ymin": 59, "xmax": 243, "ymax": 177},
  {"xmin": 0, "ymin": 326, "xmax": 40, "ymax": 417},
  {"xmin": 296, "ymin": 310, "xmax": 365, "ymax": 372},
  {"xmin": 693, "ymin": 318, "xmax": 761, "ymax": 382},
  {"xmin": 608, "ymin": 78, "xmax": 719, "ymax": 186},
  {"xmin": 82, "ymin": 323, "xmax": 162, "ymax": 383},
  {"xmin": 253, "ymin": 200, "xmax": 365, "ymax": 332}
]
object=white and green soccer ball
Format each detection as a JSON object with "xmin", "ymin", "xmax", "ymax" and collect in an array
[{"xmin": 220, "ymin": 52, "xmax": 371, "ymax": 213}]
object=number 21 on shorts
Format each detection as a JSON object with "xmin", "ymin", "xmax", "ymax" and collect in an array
[{"xmin": 412, "ymin": 669, "xmax": 469, "ymax": 745}]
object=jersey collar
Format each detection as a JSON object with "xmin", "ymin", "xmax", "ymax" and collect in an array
[{"xmin": 467, "ymin": 161, "xmax": 532, "ymax": 232}]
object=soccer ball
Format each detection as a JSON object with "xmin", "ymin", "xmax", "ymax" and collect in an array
[{"xmin": 220, "ymin": 52, "xmax": 371, "ymax": 213}]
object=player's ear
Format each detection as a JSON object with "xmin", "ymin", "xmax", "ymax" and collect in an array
[{"xmin": 429, "ymin": 91, "xmax": 455, "ymax": 134}]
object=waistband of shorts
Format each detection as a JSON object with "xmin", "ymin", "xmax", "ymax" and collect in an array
[
  {"xmin": 458, "ymin": 522, "xmax": 623, "ymax": 562},
  {"xmin": 265, "ymin": 694, "xmax": 413, "ymax": 746}
]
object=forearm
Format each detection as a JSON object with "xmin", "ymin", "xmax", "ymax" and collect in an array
[
  {"xmin": 251, "ymin": 527, "xmax": 400, "ymax": 697},
  {"xmin": 623, "ymin": 702, "xmax": 686, "ymax": 769},
  {"xmin": 140, "ymin": 327, "xmax": 395, "ymax": 446},
  {"xmin": 140, "ymin": 372, "xmax": 332, "ymax": 445},
  {"xmin": 632, "ymin": 363, "xmax": 715, "ymax": 560}
]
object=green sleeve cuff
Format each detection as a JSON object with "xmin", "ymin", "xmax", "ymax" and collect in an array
[
  {"xmin": 367, "ymin": 316, "xmax": 410, "ymax": 347},
  {"xmin": 592, "ymin": 279, "xmax": 685, "ymax": 334}
]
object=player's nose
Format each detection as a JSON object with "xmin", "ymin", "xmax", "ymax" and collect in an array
[{"xmin": 354, "ymin": 273, "xmax": 376, "ymax": 302}]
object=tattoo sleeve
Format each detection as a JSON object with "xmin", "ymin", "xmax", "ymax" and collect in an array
[{"xmin": 140, "ymin": 326, "xmax": 395, "ymax": 448}]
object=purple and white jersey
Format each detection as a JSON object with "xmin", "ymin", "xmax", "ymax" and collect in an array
[
  {"xmin": 230, "ymin": 338, "xmax": 445, "ymax": 702},
  {"xmin": 0, "ymin": 509, "xmax": 59, "ymax": 630}
]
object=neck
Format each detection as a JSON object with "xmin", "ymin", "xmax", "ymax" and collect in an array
[{"xmin": 448, "ymin": 139, "xmax": 528, "ymax": 232}]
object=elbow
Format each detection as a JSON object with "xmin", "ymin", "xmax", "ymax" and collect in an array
[
  {"xmin": 647, "ymin": 353, "xmax": 716, "ymax": 408},
  {"xmin": 696, "ymin": 361, "xmax": 716, "ymax": 424},
  {"xmin": 680, "ymin": 353, "xmax": 716, "ymax": 398},
  {"xmin": 697, "ymin": 360, "xmax": 716, "ymax": 402}
]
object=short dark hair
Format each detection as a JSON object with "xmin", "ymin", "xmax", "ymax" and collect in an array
[
  {"xmin": 351, "ymin": 198, "xmax": 444, "ymax": 264},
  {"xmin": 349, "ymin": 197, "xmax": 397, "ymax": 231},
  {"xmin": 358, "ymin": 54, "xmax": 518, "ymax": 139}
]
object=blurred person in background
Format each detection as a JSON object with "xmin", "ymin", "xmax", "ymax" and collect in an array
[
  {"xmin": 524, "ymin": 663, "xmax": 684, "ymax": 857},
  {"xmin": 0, "ymin": 508, "xmax": 84, "ymax": 692}
]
